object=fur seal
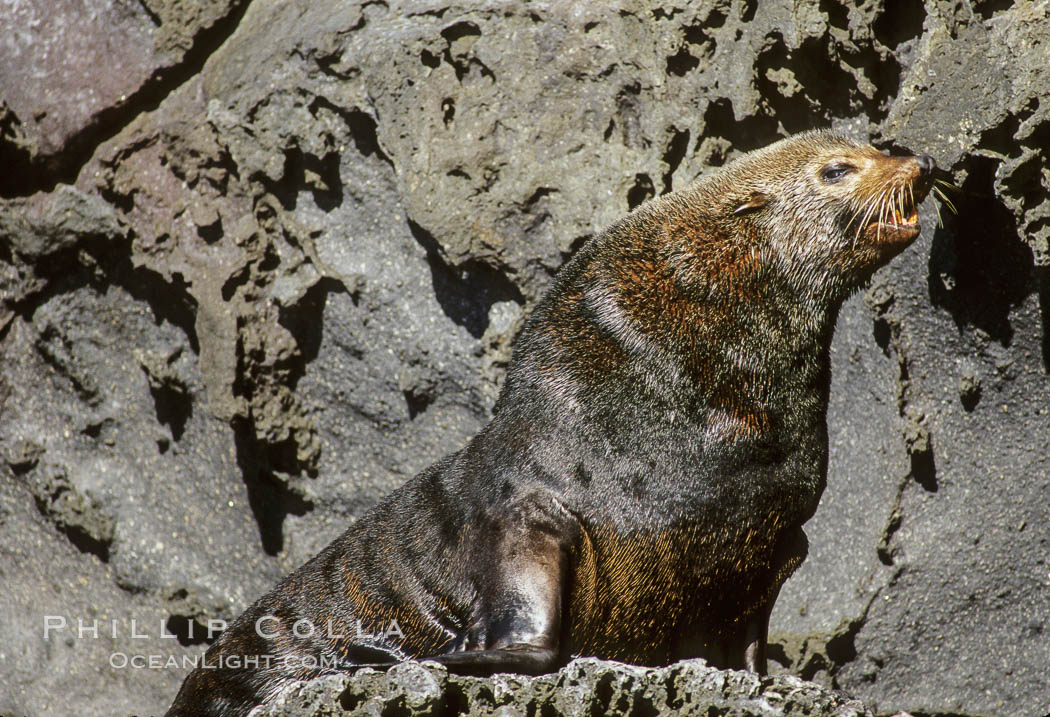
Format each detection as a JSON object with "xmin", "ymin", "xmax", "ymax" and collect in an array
[{"xmin": 167, "ymin": 130, "xmax": 935, "ymax": 716}]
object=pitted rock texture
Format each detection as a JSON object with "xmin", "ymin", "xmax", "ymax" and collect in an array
[
  {"xmin": 0, "ymin": 0, "xmax": 251, "ymax": 195},
  {"xmin": 255, "ymin": 658, "xmax": 874, "ymax": 717},
  {"xmin": 1, "ymin": 1, "xmax": 1048, "ymax": 716}
]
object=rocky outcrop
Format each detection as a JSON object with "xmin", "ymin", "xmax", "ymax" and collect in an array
[
  {"xmin": 1, "ymin": 1, "xmax": 1047, "ymax": 715},
  {"xmin": 256, "ymin": 658, "xmax": 874, "ymax": 717},
  {"xmin": 0, "ymin": 0, "xmax": 251, "ymax": 195}
]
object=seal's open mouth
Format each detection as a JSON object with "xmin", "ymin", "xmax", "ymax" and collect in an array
[
  {"xmin": 851, "ymin": 151, "xmax": 937, "ymax": 248},
  {"xmin": 888, "ymin": 205, "xmax": 919, "ymax": 228},
  {"xmin": 863, "ymin": 185, "xmax": 926, "ymax": 244}
]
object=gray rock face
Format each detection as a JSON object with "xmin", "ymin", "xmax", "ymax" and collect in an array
[
  {"xmin": 1, "ymin": 1, "xmax": 1047, "ymax": 716},
  {"xmin": 0, "ymin": 0, "xmax": 250, "ymax": 193}
]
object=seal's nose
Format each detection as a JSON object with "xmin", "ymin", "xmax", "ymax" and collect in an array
[{"xmin": 915, "ymin": 154, "xmax": 936, "ymax": 177}]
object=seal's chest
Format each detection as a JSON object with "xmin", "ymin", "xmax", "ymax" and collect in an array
[{"xmin": 564, "ymin": 518, "xmax": 784, "ymax": 663}]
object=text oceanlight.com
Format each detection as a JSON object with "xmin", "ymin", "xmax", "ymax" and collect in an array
[{"xmin": 108, "ymin": 653, "xmax": 346, "ymax": 670}]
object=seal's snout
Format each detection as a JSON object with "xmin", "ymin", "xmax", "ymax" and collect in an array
[
  {"xmin": 856, "ymin": 148, "xmax": 938, "ymax": 245},
  {"xmin": 910, "ymin": 153, "xmax": 936, "ymax": 201},
  {"xmin": 915, "ymin": 153, "xmax": 936, "ymax": 177}
]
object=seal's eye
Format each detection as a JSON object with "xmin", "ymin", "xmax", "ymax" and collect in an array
[{"xmin": 821, "ymin": 163, "xmax": 854, "ymax": 183}]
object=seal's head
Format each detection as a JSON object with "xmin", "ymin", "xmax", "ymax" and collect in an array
[{"xmin": 700, "ymin": 130, "xmax": 936, "ymax": 303}]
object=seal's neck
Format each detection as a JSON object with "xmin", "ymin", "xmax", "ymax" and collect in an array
[{"xmin": 578, "ymin": 217, "xmax": 844, "ymax": 431}]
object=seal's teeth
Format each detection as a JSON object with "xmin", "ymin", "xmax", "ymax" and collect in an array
[
  {"xmin": 892, "ymin": 202, "xmax": 919, "ymax": 226},
  {"xmin": 879, "ymin": 205, "xmax": 919, "ymax": 229}
]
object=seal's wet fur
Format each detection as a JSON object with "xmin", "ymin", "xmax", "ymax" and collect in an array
[{"xmin": 168, "ymin": 130, "xmax": 935, "ymax": 716}]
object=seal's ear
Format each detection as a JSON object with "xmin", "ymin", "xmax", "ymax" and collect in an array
[{"xmin": 733, "ymin": 192, "xmax": 768, "ymax": 216}]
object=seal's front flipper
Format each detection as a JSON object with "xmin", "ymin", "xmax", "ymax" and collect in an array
[
  {"xmin": 427, "ymin": 491, "xmax": 575, "ymax": 677},
  {"xmin": 427, "ymin": 644, "xmax": 558, "ymax": 676},
  {"xmin": 740, "ymin": 603, "xmax": 771, "ymax": 674},
  {"xmin": 737, "ymin": 528, "xmax": 807, "ymax": 674},
  {"xmin": 346, "ymin": 643, "xmax": 401, "ymax": 664}
]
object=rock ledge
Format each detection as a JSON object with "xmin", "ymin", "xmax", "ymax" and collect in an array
[{"xmin": 254, "ymin": 658, "xmax": 873, "ymax": 717}]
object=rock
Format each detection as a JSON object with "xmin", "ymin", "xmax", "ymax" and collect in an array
[
  {"xmin": 0, "ymin": 0, "xmax": 1048, "ymax": 715},
  {"xmin": 254, "ymin": 658, "xmax": 874, "ymax": 717},
  {"xmin": 0, "ymin": 185, "xmax": 125, "ymax": 329},
  {"xmin": 0, "ymin": 473, "xmax": 196, "ymax": 714},
  {"xmin": 0, "ymin": 0, "xmax": 251, "ymax": 193}
]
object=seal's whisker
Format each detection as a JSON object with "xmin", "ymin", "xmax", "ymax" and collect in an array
[
  {"xmin": 936, "ymin": 186, "xmax": 961, "ymax": 214},
  {"xmin": 850, "ymin": 205, "xmax": 869, "ymax": 245},
  {"xmin": 845, "ymin": 194, "xmax": 871, "ymax": 231},
  {"xmin": 934, "ymin": 178, "xmax": 961, "ymax": 192},
  {"xmin": 851, "ymin": 198, "xmax": 875, "ymax": 247},
  {"xmin": 876, "ymin": 192, "xmax": 885, "ymax": 243},
  {"xmin": 884, "ymin": 184, "xmax": 896, "ymax": 230},
  {"xmin": 845, "ymin": 196, "xmax": 873, "ymax": 238},
  {"xmin": 886, "ymin": 186, "xmax": 896, "ymax": 232},
  {"xmin": 845, "ymin": 207, "xmax": 862, "ymax": 232},
  {"xmin": 852, "ymin": 186, "xmax": 884, "ymax": 244},
  {"xmin": 864, "ymin": 185, "xmax": 890, "ymax": 238},
  {"xmin": 932, "ymin": 186, "xmax": 958, "ymax": 215},
  {"xmin": 847, "ymin": 188, "xmax": 875, "ymax": 242},
  {"xmin": 877, "ymin": 183, "xmax": 895, "ymax": 242}
]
